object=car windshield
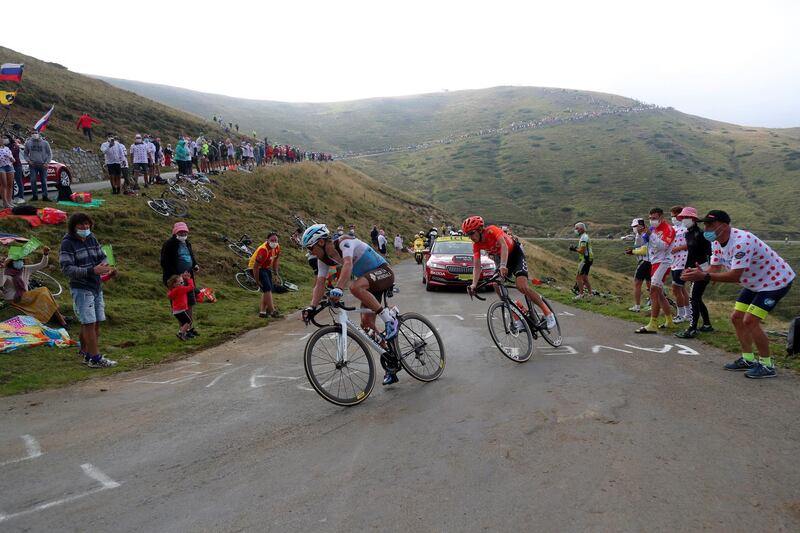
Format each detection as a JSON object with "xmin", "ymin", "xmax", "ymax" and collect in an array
[{"xmin": 431, "ymin": 240, "xmax": 472, "ymax": 255}]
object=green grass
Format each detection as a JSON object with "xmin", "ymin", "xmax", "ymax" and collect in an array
[{"xmin": 0, "ymin": 162, "xmax": 446, "ymax": 396}]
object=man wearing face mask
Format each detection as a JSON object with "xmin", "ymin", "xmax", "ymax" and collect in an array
[
  {"xmin": 635, "ymin": 207, "xmax": 675, "ymax": 334},
  {"xmin": 674, "ymin": 207, "xmax": 713, "ymax": 339},
  {"xmin": 625, "ymin": 218, "xmax": 651, "ymax": 312},
  {"xmin": 160, "ymin": 222, "xmax": 200, "ymax": 337},
  {"xmin": 129, "ymin": 134, "xmax": 150, "ymax": 191},
  {"xmin": 682, "ymin": 210, "xmax": 795, "ymax": 378},
  {"xmin": 100, "ymin": 135, "xmax": 125, "ymax": 194},
  {"xmin": 569, "ymin": 222, "xmax": 593, "ymax": 299},
  {"xmin": 248, "ymin": 232, "xmax": 282, "ymax": 318},
  {"xmin": 24, "ymin": 131, "xmax": 52, "ymax": 202}
]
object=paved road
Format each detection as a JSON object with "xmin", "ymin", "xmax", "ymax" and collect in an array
[{"xmin": 1, "ymin": 262, "xmax": 799, "ymax": 531}]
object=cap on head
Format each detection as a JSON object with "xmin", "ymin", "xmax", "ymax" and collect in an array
[
  {"xmin": 172, "ymin": 222, "xmax": 189, "ymax": 235},
  {"xmin": 631, "ymin": 218, "xmax": 645, "ymax": 227},
  {"xmin": 698, "ymin": 210, "xmax": 731, "ymax": 224},
  {"xmin": 574, "ymin": 222, "xmax": 586, "ymax": 231}
]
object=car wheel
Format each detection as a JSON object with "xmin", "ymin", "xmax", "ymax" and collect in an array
[
  {"xmin": 425, "ymin": 280, "xmax": 435, "ymax": 292},
  {"xmin": 12, "ymin": 179, "xmax": 19, "ymax": 197},
  {"xmin": 58, "ymin": 168, "xmax": 72, "ymax": 189}
]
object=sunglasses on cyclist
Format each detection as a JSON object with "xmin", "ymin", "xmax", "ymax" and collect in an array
[{"xmin": 466, "ymin": 230, "xmax": 479, "ymax": 236}]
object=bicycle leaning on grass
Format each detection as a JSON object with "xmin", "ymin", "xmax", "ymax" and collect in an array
[
  {"xmin": 302, "ymin": 288, "xmax": 446, "ymax": 406},
  {"xmin": 469, "ymin": 272, "xmax": 562, "ymax": 363}
]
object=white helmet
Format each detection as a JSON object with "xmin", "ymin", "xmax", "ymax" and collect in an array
[{"xmin": 301, "ymin": 224, "xmax": 330, "ymax": 248}]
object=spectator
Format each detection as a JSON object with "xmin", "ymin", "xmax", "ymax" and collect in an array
[
  {"xmin": 635, "ymin": 208, "xmax": 675, "ymax": 334},
  {"xmin": 377, "ymin": 229, "xmax": 388, "ymax": 257},
  {"xmin": 0, "ymin": 134, "xmax": 15, "ymax": 208},
  {"xmin": 167, "ymin": 272, "xmax": 195, "ymax": 341},
  {"xmin": 100, "ymin": 135, "xmax": 125, "ymax": 195},
  {"xmin": 9, "ymin": 135, "xmax": 24, "ymax": 204},
  {"xmin": 1, "ymin": 247, "xmax": 69, "ymax": 327},
  {"xmin": 128, "ymin": 134, "xmax": 150, "ymax": 191},
  {"xmin": 348, "ymin": 224, "xmax": 356, "ymax": 237},
  {"xmin": 626, "ymin": 218, "xmax": 651, "ymax": 312},
  {"xmin": 394, "ymin": 233, "xmax": 404, "ymax": 253},
  {"xmin": 675, "ymin": 207, "xmax": 713, "ymax": 339},
  {"xmin": 668, "ymin": 205, "xmax": 691, "ymax": 323},
  {"xmin": 248, "ymin": 232, "xmax": 281, "ymax": 318},
  {"xmin": 175, "ymin": 137, "xmax": 191, "ymax": 176},
  {"xmin": 160, "ymin": 222, "xmax": 200, "ymax": 336},
  {"xmin": 370, "ymin": 225, "xmax": 379, "ymax": 247},
  {"xmin": 59, "ymin": 212, "xmax": 117, "ymax": 368},
  {"xmin": 570, "ymin": 222, "xmax": 593, "ymax": 299},
  {"xmin": 682, "ymin": 210, "xmax": 795, "ymax": 378},
  {"xmin": 118, "ymin": 139, "xmax": 134, "ymax": 194},
  {"xmin": 76, "ymin": 113, "xmax": 101, "ymax": 141},
  {"xmin": 163, "ymin": 143, "xmax": 173, "ymax": 167},
  {"xmin": 23, "ymin": 131, "xmax": 52, "ymax": 202}
]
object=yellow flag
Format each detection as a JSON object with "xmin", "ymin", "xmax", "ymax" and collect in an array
[{"xmin": 0, "ymin": 90, "xmax": 16, "ymax": 106}]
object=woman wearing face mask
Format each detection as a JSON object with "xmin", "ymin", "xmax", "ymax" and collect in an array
[
  {"xmin": 160, "ymin": 222, "xmax": 200, "ymax": 337},
  {"xmin": 674, "ymin": 207, "xmax": 713, "ymax": 339},
  {"xmin": 1, "ymin": 246, "xmax": 70, "ymax": 327},
  {"xmin": 0, "ymin": 134, "xmax": 17, "ymax": 208},
  {"xmin": 59, "ymin": 212, "xmax": 117, "ymax": 368},
  {"xmin": 248, "ymin": 232, "xmax": 282, "ymax": 318}
]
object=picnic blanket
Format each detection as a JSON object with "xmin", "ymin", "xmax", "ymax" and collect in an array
[
  {"xmin": 56, "ymin": 199, "xmax": 106, "ymax": 209},
  {"xmin": 0, "ymin": 234, "xmax": 29, "ymax": 245},
  {"xmin": 0, "ymin": 315, "xmax": 76, "ymax": 353},
  {"xmin": 0, "ymin": 209, "xmax": 42, "ymax": 227}
]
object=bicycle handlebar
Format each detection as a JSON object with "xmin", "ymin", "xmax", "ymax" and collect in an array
[
  {"xmin": 303, "ymin": 299, "xmax": 357, "ymax": 328},
  {"xmin": 468, "ymin": 271, "xmax": 506, "ymax": 301}
]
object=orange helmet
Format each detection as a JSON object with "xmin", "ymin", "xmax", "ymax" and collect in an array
[{"xmin": 461, "ymin": 216, "xmax": 484, "ymax": 233}]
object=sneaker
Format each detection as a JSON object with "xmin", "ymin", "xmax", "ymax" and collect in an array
[
  {"xmin": 672, "ymin": 316, "xmax": 686, "ymax": 324},
  {"xmin": 699, "ymin": 324, "xmax": 714, "ymax": 333},
  {"xmin": 628, "ymin": 305, "xmax": 641, "ymax": 312},
  {"xmin": 383, "ymin": 317, "xmax": 399, "ymax": 340},
  {"xmin": 188, "ymin": 328, "xmax": 199, "ymax": 338},
  {"xmin": 41, "ymin": 197, "xmax": 50, "ymax": 202},
  {"xmin": 724, "ymin": 357, "xmax": 756, "ymax": 371},
  {"xmin": 177, "ymin": 332, "xmax": 188, "ymax": 341},
  {"xmin": 382, "ymin": 372, "xmax": 399, "ymax": 386},
  {"xmin": 13, "ymin": 197, "xmax": 25, "ymax": 204},
  {"xmin": 86, "ymin": 356, "xmax": 118, "ymax": 368},
  {"xmin": 572, "ymin": 293, "xmax": 584, "ymax": 301},
  {"xmin": 744, "ymin": 362, "xmax": 777, "ymax": 379},
  {"xmin": 675, "ymin": 328, "xmax": 697, "ymax": 339},
  {"xmin": 258, "ymin": 312, "xmax": 268, "ymax": 319},
  {"xmin": 78, "ymin": 350, "xmax": 91, "ymax": 363},
  {"xmin": 545, "ymin": 313, "xmax": 557, "ymax": 330}
]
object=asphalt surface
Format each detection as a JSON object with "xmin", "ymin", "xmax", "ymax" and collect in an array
[{"xmin": 1, "ymin": 261, "xmax": 799, "ymax": 532}]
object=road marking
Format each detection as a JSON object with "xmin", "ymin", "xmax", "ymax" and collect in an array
[
  {"xmin": 541, "ymin": 345, "xmax": 578, "ymax": 355},
  {"xmin": 0, "ymin": 435, "xmax": 43, "ymax": 467},
  {"xmin": 130, "ymin": 362, "xmax": 233, "ymax": 385},
  {"xmin": 0, "ymin": 463, "xmax": 120, "ymax": 523},
  {"xmin": 250, "ymin": 368, "xmax": 302, "ymax": 388},
  {"xmin": 558, "ymin": 311, "xmax": 575, "ymax": 316},
  {"xmin": 592, "ymin": 345, "xmax": 634, "ymax": 354},
  {"xmin": 296, "ymin": 384, "xmax": 316, "ymax": 392},
  {"xmin": 205, "ymin": 364, "xmax": 250, "ymax": 388},
  {"xmin": 285, "ymin": 333, "xmax": 311, "ymax": 341},
  {"xmin": 674, "ymin": 344, "xmax": 700, "ymax": 355},
  {"xmin": 432, "ymin": 314, "xmax": 464, "ymax": 321},
  {"xmin": 472, "ymin": 314, "xmax": 487, "ymax": 319}
]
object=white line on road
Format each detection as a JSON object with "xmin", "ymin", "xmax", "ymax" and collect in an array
[
  {"xmin": 296, "ymin": 384, "xmax": 316, "ymax": 392},
  {"xmin": 592, "ymin": 345, "xmax": 634, "ymax": 354},
  {"xmin": 472, "ymin": 314, "xmax": 487, "ymax": 319},
  {"xmin": 432, "ymin": 314, "xmax": 464, "ymax": 321},
  {"xmin": 558, "ymin": 311, "xmax": 576, "ymax": 316},
  {"xmin": 205, "ymin": 364, "xmax": 251, "ymax": 388},
  {"xmin": 0, "ymin": 435, "xmax": 43, "ymax": 467},
  {"xmin": 542, "ymin": 345, "xmax": 578, "ymax": 355},
  {"xmin": 250, "ymin": 368, "xmax": 302, "ymax": 388},
  {"xmin": 285, "ymin": 333, "xmax": 311, "ymax": 340},
  {"xmin": 0, "ymin": 463, "xmax": 120, "ymax": 523}
]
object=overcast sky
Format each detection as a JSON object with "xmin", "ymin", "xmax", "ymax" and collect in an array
[{"xmin": 5, "ymin": 0, "xmax": 799, "ymax": 127}]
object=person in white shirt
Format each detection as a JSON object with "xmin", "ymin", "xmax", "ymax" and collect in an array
[
  {"xmin": 144, "ymin": 136, "xmax": 156, "ymax": 185},
  {"xmin": 377, "ymin": 230, "xmax": 388, "ymax": 257},
  {"xmin": 100, "ymin": 135, "xmax": 126, "ymax": 194},
  {"xmin": 394, "ymin": 234, "xmax": 403, "ymax": 252},
  {"xmin": 669, "ymin": 205, "xmax": 690, "ymax": 323},
  {"xmin": 129, "ymin": 134, "xmax": 150, "ymax": 189}
]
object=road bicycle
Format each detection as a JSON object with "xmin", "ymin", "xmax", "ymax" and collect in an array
[
  {"xmin": 221, "ymin": 234, "xmax": 255, "ymax": 259},
  {"xmin": 288, "ymin": 214, "xmax": 317, "ymax": 248},
  {"xmin": 28, "ymin": 270, "xmax": 63, "ymax": 297},
  {"xmin": 173, "ymin": 174, "xmax": 216, "ymax": 202},
  {"xmin": 166, "ymin": 176, "xmax": 201, "ymax": 202},
  {"xmin": 143, "ymin": 191, "xmax": 189, "ymax": 217},
  {"xmin": 470, "ymin": 272, "xmax": 562, "ymax": 363},
  {"xmin": 302, "ymin": 290, "xmax": 445, "ymax": 406},
  {"xmin": 231, "ymin": 262, "xmax": 259, "ymax": 292}
]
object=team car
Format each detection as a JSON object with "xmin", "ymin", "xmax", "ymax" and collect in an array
[
  {"xmin": 423, "ymin": 235, "xmax": 496, "ymax": 291},
  {"xmin": 11, "ymin": 152, "xmax": 71, "ymax": 197}
]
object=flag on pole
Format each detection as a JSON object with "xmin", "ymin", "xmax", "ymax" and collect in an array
[
  {"xmin": 0, "ymin": 63, "xmax": 24, "ymax": 82},
  {"xmin": 33, "ymin": 105, "xmax": 54, "ymax": 132},
  {"xmin": 0, "ymin": 90, "xmax": 16, "ymax": 106}
]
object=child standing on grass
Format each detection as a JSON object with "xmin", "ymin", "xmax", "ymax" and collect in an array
[{"xmin": 167, "ymin": 272, "xmax": 195, "ymax": 340}]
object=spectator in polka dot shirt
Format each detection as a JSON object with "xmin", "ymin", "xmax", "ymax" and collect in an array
[{"xmin": 682, "ymin": 210, "xmax": 795, "ymax": 379}]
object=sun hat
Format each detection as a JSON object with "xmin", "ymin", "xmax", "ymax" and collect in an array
[
  {"xmin": 172, "ymin": 222, "xmax": 189, "ymax": 235},
  {"xmin": 676, "ymin": 207, "xmax": 699, "ymax": 220}
]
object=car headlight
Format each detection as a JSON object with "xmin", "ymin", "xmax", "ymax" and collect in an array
[{"xmin": 428, "ymin": 262, "xmax": 447, "ymax": 269}]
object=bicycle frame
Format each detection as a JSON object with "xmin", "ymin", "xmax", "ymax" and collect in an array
[
  {"xmin": 333, "ymin": 306, "xmax": 388, "ymax": 364},
  {"xmin": 473, "ymin": 274, "xmax": 541, "ymax": 333}
]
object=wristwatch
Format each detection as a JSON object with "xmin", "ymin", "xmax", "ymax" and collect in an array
[{"xmin": 704, "ymin": 272, "xmax": 711, "ymax": 282}]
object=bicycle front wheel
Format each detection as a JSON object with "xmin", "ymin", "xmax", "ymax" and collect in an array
[
  {"xmin": 393, "ymin": 312, "xmax": 445, "ymax": 382},
  {"xmin": 487, "ymin": 300, "xmax": 533, "ymax": 362},
  {"xmin": 304, "ymin": 326, "xmax": 376, "ymax": 407},
  {"xmin": 235, "ymin": 271, "xmax": 259, "ymax": 292},
  {"xmin": 30, "ymin": 271, "xmax": 63, "ymax": 298},
  {"xmin": 528, "ymin": 297, "xmax": 563, "ymax": 347},
  {"xmin": 164, "ymin": 198, "xmax": 189, "ymax": 218},
  {"xmin": 195, "ymin": 185, "xmax": 215, "ymax": 201},
  {"xmin": 228, "ymin": 242, "xmax": 250, "ymax": 258},
  {"xmin": 147, "ymin": 199, "xmax": 170, "ymax": 217}
]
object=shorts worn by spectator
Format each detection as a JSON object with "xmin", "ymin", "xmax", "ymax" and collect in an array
[{"xmin": 249, "ymin": 232, "xmax": 281, "ymax": 318}]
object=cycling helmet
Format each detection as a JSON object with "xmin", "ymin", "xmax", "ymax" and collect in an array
[
  {"xmin": 301, "ymin": 223, "xmax": 330, "ymax": 248},
  {"xmin": 461, "ymin": 215, "xmax": 484, "ymax": 233}
]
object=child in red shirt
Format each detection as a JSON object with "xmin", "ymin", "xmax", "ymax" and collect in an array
[{"xmin": 167, "ymin": 272, "xmax": 195, "ymax": 340}]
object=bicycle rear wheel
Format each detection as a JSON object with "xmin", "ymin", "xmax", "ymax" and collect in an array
[
  {"xmin": 235, "ymin": 271, "xmax": 259, "ymax": 292},
  {"xmin": 304, "ymin": 326, "xmax": 376, "ymax": 406},
  {"xmin": 195, "ymin": 185, "xmax": 215, "ymax": 201},
  {"xmin": 30, "ymin": 271, "xmax": 63, "ymax": 298},
  {"xmin": 163, "ymin": 198, "xmax": 189, "ymax": 217},
  {"xmin": 147, "ymin": 199, "xmax": 170, "ymax": 216},
  {"xmin": 487, "ymin": 300, "xmax": 533, "ymax": 362},
  {"xmin": 528, "ymin": 297, "xmax": 562, "ymax": 347},
  {"xmin": 228, "ymin": 242, "xmax": 251, "ymax": 258},
  {"xmin": 393, "ymin": 312, "xmax": 445, "ymax": 381}
]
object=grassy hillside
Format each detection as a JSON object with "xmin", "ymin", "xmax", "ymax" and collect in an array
[
  {"xmin": 349, "ymin": 109, "xmax": 800, "ymax": 238},
  {"xmin": 0, "ymin": 162, "xmax": 446, "ymax": 396},
  {"xmin": 0, "ymin": 46, "xmax": 227, "ymax": 150},
  {"xmin": 95, "ymin": 78, "xmax": 641, "ymax": 153}
]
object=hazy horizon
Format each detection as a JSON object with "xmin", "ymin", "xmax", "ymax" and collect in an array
[{"xmin": 4, "ymin": 0, "xmax": 798, "ymax": 128}]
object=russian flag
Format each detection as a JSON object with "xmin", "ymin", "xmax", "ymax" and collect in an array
[
  {"xmin": 34, "ymin": 105, "xmax": 54, "ymax": 132},
  {"xmin": 0, "ymin": 63, "xmax": 24, "ymax": 82}
]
